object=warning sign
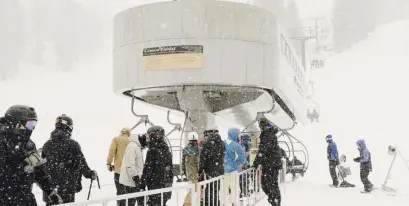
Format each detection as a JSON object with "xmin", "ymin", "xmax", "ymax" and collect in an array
[{"xmin": 143, "ymin": 45, "xmax": 204, "ymax": 70}]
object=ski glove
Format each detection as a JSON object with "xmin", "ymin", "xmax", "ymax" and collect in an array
[
  {"xmin": 84, "ymin": 170, "xmax": 98, "ymax": 180},
  {"xmin": 132, "ymin": 175, "xmax": 140, "ymax": 185},
  {"xmin": 107, "ymin": 164, "xmax": 114, "ymax": 172},
  {"xmin": 353, "ymin": 157, "xmax": 360, "ymax": 163},
  {"xmin": 48, "ymin": 189, "xmax": 63, "ymax": 205}
]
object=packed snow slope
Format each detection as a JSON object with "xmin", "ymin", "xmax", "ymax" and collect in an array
[{"xmin": 257, "ymin": 20, "xmax": 409, "ymax": 206}]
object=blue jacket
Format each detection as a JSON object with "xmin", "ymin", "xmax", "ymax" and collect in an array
[
  {"xmin": 224, "ymin": 128, "xmax": 248, "ymax": 173},
  {"xmin": 357, "ymin": 139, "xmax": 370, "ymax": 163},
  {"xmin": 240, "ymin": 134, "xmax": 251, "ymax": 163},
  {"xmin": 327, "ymin": 139, "xmax": 339, "ymax": 161}
]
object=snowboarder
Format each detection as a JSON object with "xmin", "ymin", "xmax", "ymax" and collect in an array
[
  {"xmin": 182, "ymin": 132, "xmax": 200, "ymax": 206},
  {"xmin": 198, "ymin": 127, "xmax": 225, "ymax": 206},
  {"xmin": 106, "ymin": 127, "xmax": 131, "ymax": 206},
  {"xmin": 0, "ymin": 105, "xmax": 62, "ymax": 205},
  {"xmin": 42, "ymin": 114, "xmax": 98, "ymax": 205},
  {"xmin": 140, "ymin": 126, "xmax": 173, "ymax": 206},
  {"xmin": 326, "ymin": 134, "xmax": 339, "ymax": 187},
  {"xmin": 252, "ymin": 118, "xmax": 283, "ymax": 206},
  {"xmin": 119, "ymin": 133, "xmax": 148, "ymax": 206},
  {"xmin": 353, "ymin": 139, "xmax": 373, "ymax": 193}
]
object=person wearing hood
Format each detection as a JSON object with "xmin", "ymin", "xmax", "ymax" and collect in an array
[
  {"xmin": 140, "ymin": 126, "xmax": 173, "ymax": 206},
  {"xmin": 224, "ymin": 128, "xmax": 248, "ymax": 173},
  {"xmin": 326, "ymin": 134, "xmax": 339, "ymax": 187},
  {"xmin": 106, "ymin": 127, "xmax": 131, "ymax": 206},
  {"xmin": 252, "ymin": 118, "xmax": 283, "ymax": 206},
  {"xmin": 119, "ymin": 133, "xmax": 148, "ymax": 205},
  {"xmin": 42, "ymin": 114, "xmax": 97, "ymax": 205},
  {"xmin": 198, "ymin": 127, "xmax": 225, "ymax": 206},
  {"xmin": 353, "ymin": 139, "xmax": 373, "ymax": 192}
]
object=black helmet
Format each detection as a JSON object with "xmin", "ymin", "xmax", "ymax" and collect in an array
[
  {"xmin": 147, "ymin": 126, "xmax": 165, "ymax": 142},
  {"xmin": 5, "ymin": 105, "xmax": 37, "ymax": 123},
  {"xmin": 55, "ymin": 114, "xmax": 73, "ymax": 132},
  {"xmin": 3, "ymin": 105, "xmax": 37, "ymax": 141}
]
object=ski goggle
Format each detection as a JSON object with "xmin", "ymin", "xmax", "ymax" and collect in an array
[
  {"xmin": 56, "ymin": 119, "xmax": 73, "ymax": 130},
  {"xmin": 24, "ymin": 120, "xmax": 37, "ymax": 131}
]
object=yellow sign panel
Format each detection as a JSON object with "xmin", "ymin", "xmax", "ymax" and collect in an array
[{"xmin": 143, "ymin": 45, "xmax": 204, "ymax": 70}]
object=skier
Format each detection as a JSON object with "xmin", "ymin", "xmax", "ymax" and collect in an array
[
  {"xmin": 42, "ymin": 114, "xmax": 98, "ymax": 205},
  {"xmin": 139, "ymin": 126, "xmax": 173, "ymax": 206},
  {"xmin": 337, "ymin": 154, "xmax": 355, "ymax": 188},
  {"xmin": 326, "ymin": 134, "xmax": 339, "ymax": 187},
  {"xmin": 119, "ymin": 133, "xmax": 148, "ymax": 206},
  {"xmin": 182, "ymin": 132, "xmax": 200, "ymax": 206},
  {"xmin": 224, "ymin": 128, "xmax": 248, "ymax": 199},
  {"xmin": 0, "ymin": 105, "xmax": 62, "ymax": 205},
  {"xmin": 198, "ymin": 127, "xmax": 225, "ymax": 206},
  {"xmin": 252, "ymin": 118, "xmax": 282, "ymax": 206},
  {"xmin": 353, "ymin": 139, "xmax": 373, "ymax": 193},
  {"xmin": 106, "ymin": 127, "xmax": 131, "ymax": 206}
]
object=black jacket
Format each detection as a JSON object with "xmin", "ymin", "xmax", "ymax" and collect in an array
[
  {"xmin": 198, "ymin": 133, "xmax": 225, "ymax": 178},
  {"xmin": 42, "ymin": 129, "xmax": 93, "ymax": 199},
  {"xmin": 141, "ymin": 139, "xmax": 173, "ymax": 190},
  {"xmin": 0, "ymin": 132, "xmax": 54, "ymax": 205},
  {"xmin": 253, "ymin": 127, "xmax": 283, "ymax": 171}
]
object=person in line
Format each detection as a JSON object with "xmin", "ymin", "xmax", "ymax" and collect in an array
[
  {"xmin": 182, "ymin": 132, "xmax": 200, "ymax": 206},
  {"xmin": 119, "ymin": 133, "xmax": 148, "ymax": 206},
  {"xmin": 106, "ymin": 127, "xmax": 131, "ymax": 206},
  {"xmin": 0, "ymin": 105, "xmax": 62, "ymax": 205},
  {"xmin": 252, "ymin": 118, "xmax": 283, "ymax": 206},
  {"xmin": 42, "ymin": 114, "xmax": 97, "ymax": 205}
]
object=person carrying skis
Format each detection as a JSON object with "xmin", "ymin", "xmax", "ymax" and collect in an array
[
  {"xmin": 353, "ymin": 139, "xmax": 373, "ymax": 193},
  {"xmin": 326, "ymin": 134, "xmax": 339, "ymax": 187},
  {"xmin": 182, "ymin": 131, "xmax": 200, "ymax": 206},
  {"xmin": 119, "ymin": 133, "xmax": 148, "ymax": 206},
  {"xmin": 106, "ymin": 127, "xmax": 131, "ymax": 206},
  {"xmin": 198, "ymin": 127, "xmax": 225, "ymax": 206},
  {"xmin": 139, "ymin": 126, "xmax": 173, "ymax": 206},
  {"xmin": 252, "ymin": 118, "xmax": 283, "ymax": 206},
  {"xmin": 0, "ymin": 105, "xmax": 62, "ymax": 205},
  {"xmin": 42, "ymin": 114, "xmax": 97, "ymax": 205}
]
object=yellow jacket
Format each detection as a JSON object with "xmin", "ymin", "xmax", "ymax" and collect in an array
[{"xmin": 107, "ymin": 132, "xmax": 130, "ymax": 174}]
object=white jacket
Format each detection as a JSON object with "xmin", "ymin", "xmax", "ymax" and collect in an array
[{"xmin": 119, "ymin": 135, "xmax": 144, "ymax": 187}]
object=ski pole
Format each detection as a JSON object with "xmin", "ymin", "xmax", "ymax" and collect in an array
[
  {"xmin": 87, "ymin": 179, "xmax": 94, "ymax": 200},
  {"xmin": 96, "ymin": 175, "xmax": 101, "ymax": 189}
]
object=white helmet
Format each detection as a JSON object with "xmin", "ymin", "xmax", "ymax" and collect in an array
[{"xmin": 188, "ymin": 132, "xmax": 199, "ymax": 141}]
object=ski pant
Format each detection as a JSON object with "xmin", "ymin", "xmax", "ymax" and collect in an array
[
  {"xmin": 1, "ymin": 193, "xmax": 37, "ymax": 206},
  {"xmin": 122, "ymin": 185, "xmax": 145, "ymax": 206},
  {"xmin": 329, "ymin": 161, "xmax": 339, "ymax": 186},
  {"xmin": 115, "ymin": 173, "xmax": 126, "ymax": 206},
  {"xmin": 261, "ymin": 169, "xmax": 281, "ymax": 206},
  {"xmin": 360, "ymin": 164, "xmax": 373, "ymax": 191},
  {"xmin": 147, "ymin": 185, "xmax": 171, "ymax": 206},
  {"xmin": 46, "ymin": 193, "xmax": 75, "ymax": 206}
]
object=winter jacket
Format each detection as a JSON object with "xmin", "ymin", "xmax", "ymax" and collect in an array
[
  {"xmin": 182, "ymin": 142, "xmax": 199, "ymax": 182},
  {"xmin": 253, "ymin": 127, "xmax": 283, "ymax": 170},
  {"xmin": 240, "ymin": 134, "xmax": 251, "ymax": 163},
  {"xmin": 107, "ymin": 133, "xmax": 130, "ymax": 174},
  {"xmin": 141, "ymin": 139, "xmax": 173, "ymax": 190},
  {"xmin": 355, "ymin": 139, "xmax": 372, "ymax": 170},
  {"xmin": 199, "ymin": 133, "xmax": 225, "ymax": 178},
  {"xmin": 327, "ymin": 139, "xmax": 339, "ymax": 161},
  {"xmin": 42, "ymin": 129, "xmax": 94, "ymax": 198},
  {"xmin": 224, "ymin": 128, "xmax": 248, "ymax": 173},
  {"xmin": 119, "ymin": 136, "xmax": 144, "ymax": 187},
  {"xmin": 0, "ymin": 132, "xmax": 54, "ymax": 206}
]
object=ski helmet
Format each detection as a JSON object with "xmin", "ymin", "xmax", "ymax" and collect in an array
[
  {"xmin": 55, "ymin": 114, "xmax": 73, "ymax": 132},
  {"xmin": 204, "ymin": 125, "xmax": 219, "ymax": 137},
  {"xmin": 258, "ymin": 118, "xmax": 270, "ymax": 129},
  {"xmin": 147, "ymin": 126, "xmax": 165, "ymax": 141},
  {"xmin": 4, "ymin": 105, "xmax": 38, "ymax": 141},
  {"xmin": 188, "ymin": 132, "xmax": 199, "ymax": 141}
]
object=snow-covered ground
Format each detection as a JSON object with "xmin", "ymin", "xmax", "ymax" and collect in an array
[{"xmin": 1, "ymin": 11, "xmax": 409, "ymax": 206}]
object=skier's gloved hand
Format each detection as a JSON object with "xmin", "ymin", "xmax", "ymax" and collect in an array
[
  {"xmin": 84, "ymin": 170, "xmax": 98, "ymax": 180},
  {"xmin": 47, "ymin": 189, "xmax": 63, "ymax": 205},
  {"xmin": 353, "ymin": 157, "xmax": 360, "ymax": 163},
  {"xmin": 132, "ymin": 175, "xmax": 140, "ymax": 186},
  {"xmin": 335, "ymin": 159, "xmax": 340, "ymax": 165},
  {"xmin": 107, "ymin": 164, "xmax": 114, "ymax": 172}
]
